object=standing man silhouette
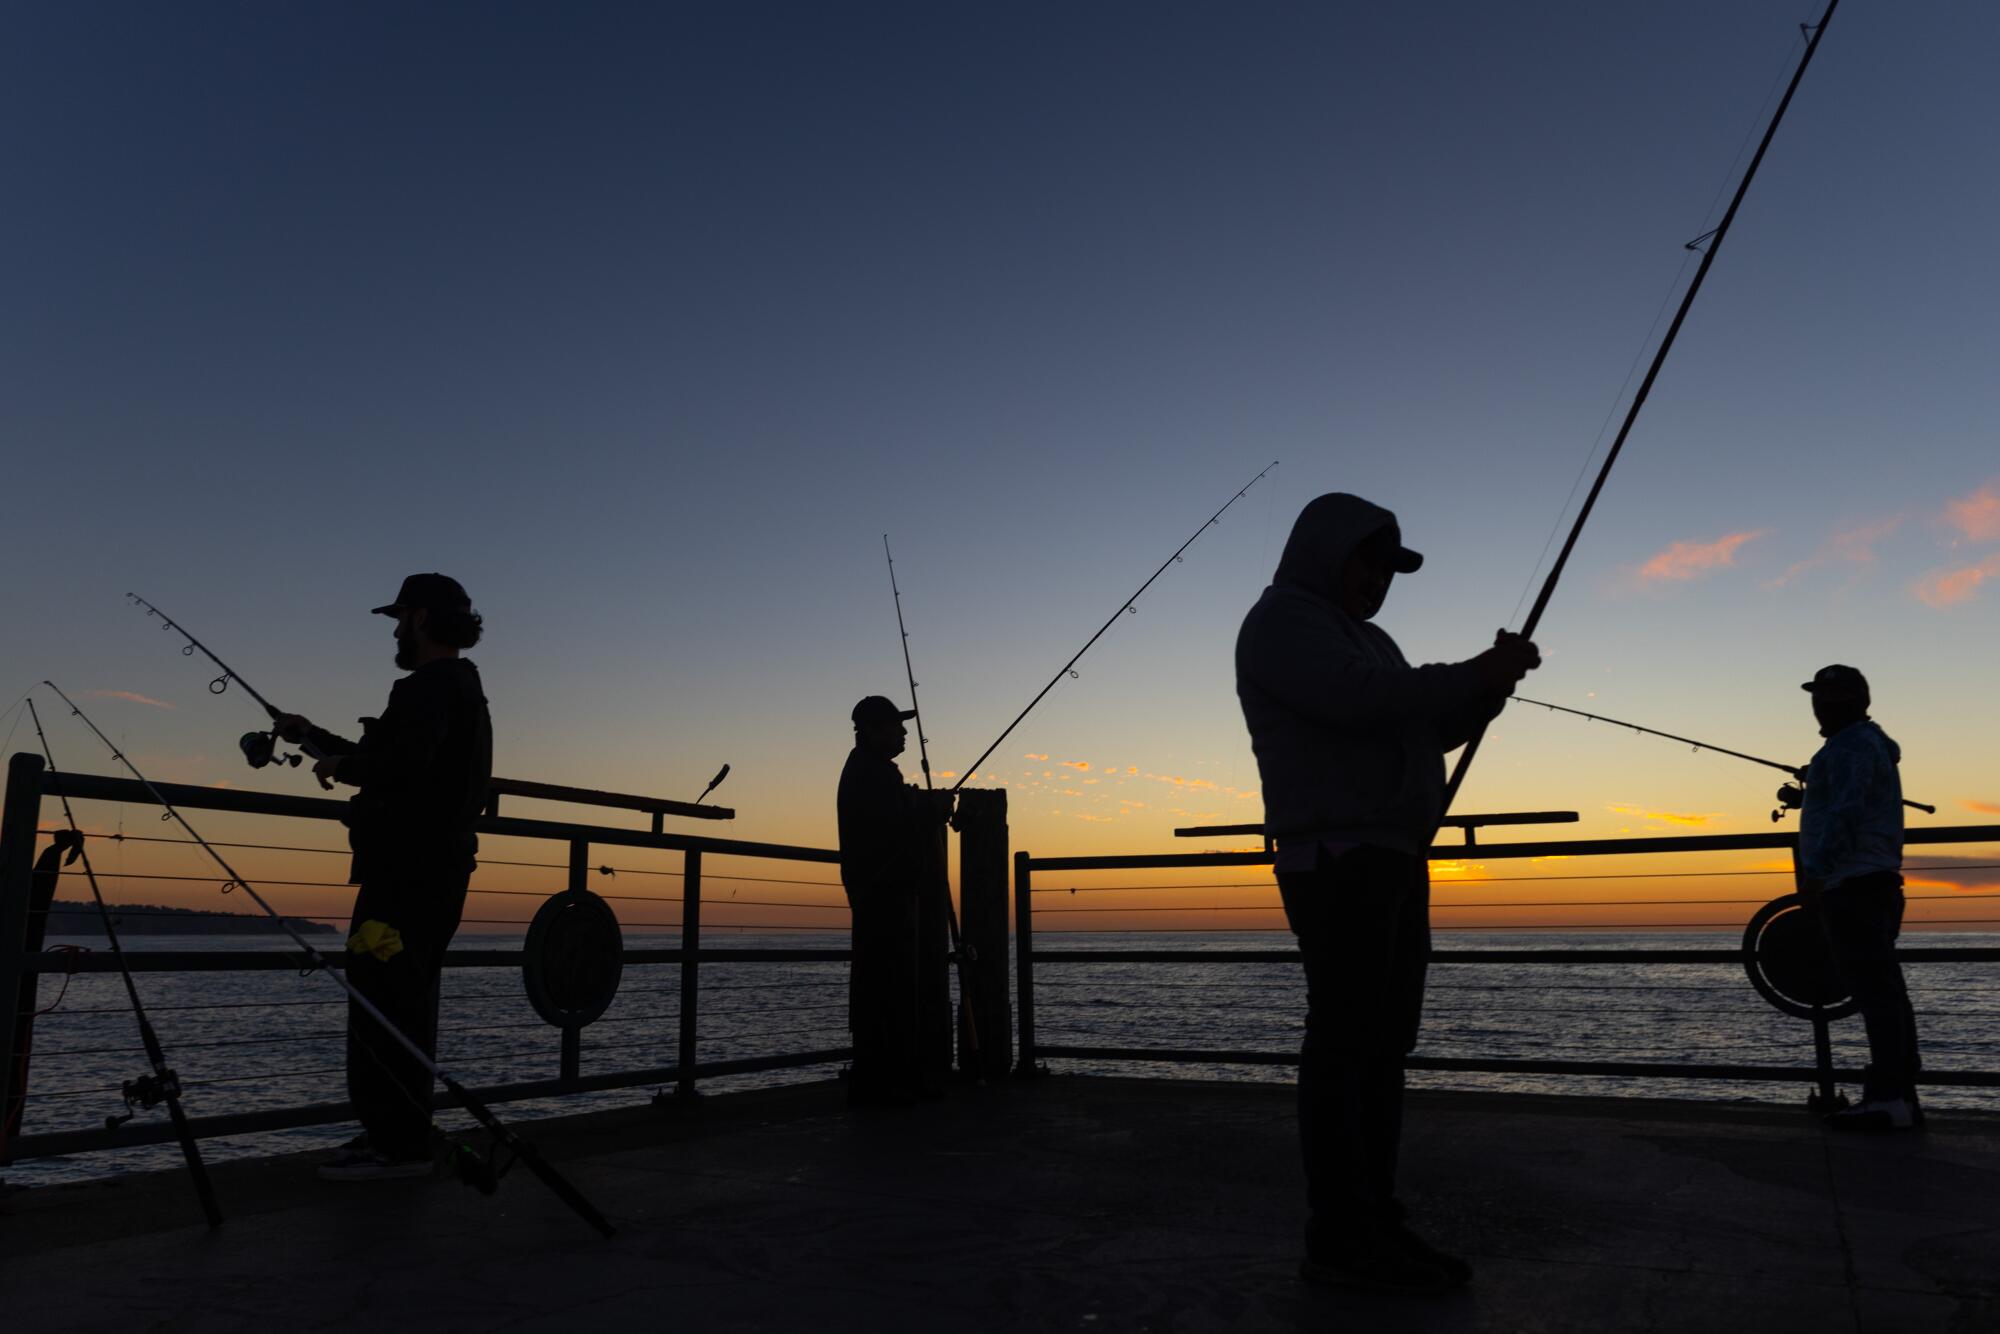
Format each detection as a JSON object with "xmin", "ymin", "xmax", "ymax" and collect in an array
[
  {"xmin": 1797, "ymin": 664, "xmax": 1919, "ymax": 1130},
  {"xmin": 277, "ymin": 574, "xmax": 493, "ymax": 1180},
  {"xmin": 1236, "ymin": 493, "xmax": 1539, "ymax": 1295},
  {"xmin": 837, "ymin": 696, "xmax": 952, "ymax": 1105}
]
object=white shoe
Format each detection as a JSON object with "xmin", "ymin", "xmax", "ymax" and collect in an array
[{"xmin": 1826, "ymin": 1097, "xmax": 1915, "ymax": 1132}]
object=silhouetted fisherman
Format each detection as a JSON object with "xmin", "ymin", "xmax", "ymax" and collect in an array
[
  {"xmin": 1236, "ymin": 493, "xmax": 1540, "ymax": 1295},
  {"xmin": 1796, "ymin": 664, "xmax": 1919, "ymax": 1131},
  {"xmin": 275, "ymin": 574, "xmax": 493, "ymax": 1180},
  {"xmin": 837, "ymin": 695, "xmax": 953, "ymax": 1105},
  {"xmin": 6, "ymin": 829, "xmax": 81, "ymax": 1144}
]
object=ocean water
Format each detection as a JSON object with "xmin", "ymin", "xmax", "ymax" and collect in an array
[{"xmin": 7, "ymin": 930, "xmax": 1996, "ymax": 1187}]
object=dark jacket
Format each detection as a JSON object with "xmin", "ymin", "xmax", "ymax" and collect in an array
[
  {"xmin": 1800, "ymin": 718, "xmax": 1905, "ymax": 888},
  {"xmin": 1236, "ymin": 493, "xmax": 1497, "ymax": 857},
  {"xmin": 837, "ymin": 747, "xmax": 933, "ymax": 903},
  {"xmin": 308, "ymin": 658, "xmax": 493, "ymax": 884}
]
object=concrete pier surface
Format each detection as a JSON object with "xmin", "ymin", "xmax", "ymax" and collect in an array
[{"xmin": 4, "ymin": 1076, "xmax": 1997, "ymax": 1332}]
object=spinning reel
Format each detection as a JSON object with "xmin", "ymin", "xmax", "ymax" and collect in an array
[
  {"xmin": 106, "ymin": 1068, "xmax": 183, "ymax": 1130},
  {"xmin": 1771, "ymin": 778, "xmax": 1806, "ymax": 824},
  {"xmin": 240, "ymin": 727, "xmax": 304, "ymax": 770}
]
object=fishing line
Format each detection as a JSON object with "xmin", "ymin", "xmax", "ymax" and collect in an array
[
  {"xmin": 24, "ymin": 697, "xmax": 224, "ymax": 1226},
  {"xmin": 951, "ymin": 462, "xmax": 1279, "ymax": 790},
  {"xmin": 39, "ymin": 682, "xmax": 616, "ymax": 1238},
  {"xmin": 1444, "ymin": 1, "xmax": 1842, "ymax": 816}
]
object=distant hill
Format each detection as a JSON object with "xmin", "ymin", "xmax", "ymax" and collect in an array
[{"xmin": 42, "ymin": 902, "xmax": 339, "ymax": 936}]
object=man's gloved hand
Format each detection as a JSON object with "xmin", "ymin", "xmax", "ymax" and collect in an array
[
  {"xmin": 1473, "ymin": 629, "xmax": 1542, "ymax": 695},
  {"xmin": 272, "ymin": 713, "xmax": 313, "ymax": 745},
  {"xmin": 312, "ymin": 753, "xmax": 343, "ymax": 791}
]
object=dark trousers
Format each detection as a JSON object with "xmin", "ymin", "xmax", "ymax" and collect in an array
[
  {"xmin": 345, "ymin": 870, "xmax": 468, "ymax": 1159},
  {"xmin": 846, "ymin": 889, "xmax": 920, "ymax": 1094},
  {"xmin": 1820, "ymin": 871, "xmax": 1920, "ymax": 1103},
  {"xmin": 845, "ymin": 879, "xmax": 952, "ymax": 1095},
  {"xmin": 1277, "ymin": 845, "xmax": 1431, "ymax": 1234}
]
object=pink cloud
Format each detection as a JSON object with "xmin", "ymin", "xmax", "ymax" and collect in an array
[
  {"xmin": 1914, "ymin": 555, "xmax": 2000, "ymax": 608},
  {"xmin": 1766, "ymin": 515, "xmax": 1903, "ymax": 589},
  {"xmin": 1943, "ymin": 481, "xmax": 2000, "ymax": 544},
  {"xmin": 1962, "ymin": 800, "xmax": 2000, "ymax": 816},
  {"xmin": 84, "ymin": 690, "xmax": 175, "ymax": 710},
  {"xmin": 1636, "ymin": 530, "xmax": 1769, "ymax": 583}
]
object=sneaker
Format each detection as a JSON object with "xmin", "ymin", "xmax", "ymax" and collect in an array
[
  {"xmin": 1386, "ymin": 1222, "xmax": 1472, "ymax": 1288},
  {"xmin": 1299, "ymin": 1231, "xmax": 1458, "ymax": 1297},
  {"xmin": 322, "ymin": 1132, "xmax": 372, "ymax": 1161},
  {"xmin": 317, "ymin": 1148, "xmax": 433, "ymax": 1182},
  {"xmin": 1826, "ymin": 1097, "xmax": 1916, "ymax": 1132}
]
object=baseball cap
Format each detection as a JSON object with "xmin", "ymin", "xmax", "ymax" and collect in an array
[
  {"xmin": 1366, "ymin": 521, "xmax": 1425, "ymax": 575},
  {"xmin": 372, "ymin": 573, "xmax": 473, "ymax": 617},
  {"xmin": 851, "ymin": 695, "xmax": 917, "ymax": 727},
  {"xmin": 1801, "ymin": 664, "xmax": 1869, "ymax": 699}
]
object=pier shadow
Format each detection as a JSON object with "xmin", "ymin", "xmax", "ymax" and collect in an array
[{"xmin": 4, "ymin": 1077, "xmax": 1997, "ymax": 1332}]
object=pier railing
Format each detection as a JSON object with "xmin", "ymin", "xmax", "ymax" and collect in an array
[
  {"xmin": 1013, "ymin": 823, "xmax": 2000, "ymax": 1103},
  {"xmin": 0, "ymin": 752, "xmax": 862, "ymax": 1165}
]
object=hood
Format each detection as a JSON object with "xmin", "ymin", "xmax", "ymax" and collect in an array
[
  {"xmin": 1830, "ymin": 718, "xmax": 1901, "ymax": 764},
  {"xmin": 1273, "ymin": 492, "xmax": 1412, "ymax": 601}
]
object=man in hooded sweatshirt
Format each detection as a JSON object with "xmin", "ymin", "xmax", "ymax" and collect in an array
[
  {"xmin": 1797, "ymin": 665, "xmax": 1919, "ymax": 1131},
  {"xmin": 1236, "ymin": 492, "xmax": 1540, "ymax": 1295}
]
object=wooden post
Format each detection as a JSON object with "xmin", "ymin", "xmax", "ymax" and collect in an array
[
  {"xmin": 954, "ymin": 788, "xmax": 1011, "ymax": 1080},
  {"xmin": 0, "ymin": 754, "xmax": 46, "ymax": 1162}
]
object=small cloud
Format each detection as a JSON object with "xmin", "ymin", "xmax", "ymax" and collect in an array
[
  {"xmin": 1635, "ymin": 530, "xmax": 1769, "ymax": 584},
  {"xmin": 1126, "ymin": 766, "xmax": 1138, "ymax": 775},
  {"xmin": 1914, "ymin": 555, "xmax": 2000, "ymax": 608},
  {"xmin": 937, "ymin": 771, "xmax": 959, "ymax": 780},
  {"xmin": 1024, "ymin": 753, "xmax": 1048, "ymax": 761},
  {"xmin": 1943, "ymin": 481, "xmax": 2000, "ymax": 545},
  {"xmin": 1606, "ymin": 803, "xmax": 1720, "ymax": 828},
  {"xmin": 1059, "ymin": 760, "xmax": 1091, "ymax": 771},
  {"xmin": 84, "ymin": 690, "xmax": 175, "ymax": 710},
  {"xmin": 1963, "ymin": 800, "xmax": 2000, "ymax": 815},
  {"xmin": 1074, "ymin": 812, "xmax": 1114, "ymax": 823},
  {"xmin": 1765, "ymin": 514, "xmax": 1904, "ymax": 589}
]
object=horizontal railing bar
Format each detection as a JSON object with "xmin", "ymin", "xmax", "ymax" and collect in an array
[
  {"xmin": 487, "ymin": 776, "xmax": 733, "ymax": 821},
  {"xmin": 1030, "ymin": 824, "xmax": 2000, "ymax": 871},
  {"xmin": 20, "ymin": 946, "xmax": 854, "ymax": 974},
  {"xmin": 1030, "ymin": 948, "xmax": 2000, "ymax": 965},
  {"xmin": 1034, "ymin": 1046, "xmax": 2000, "ymax": 1087},
  {"xmin": 4, "ymin": 1048, "xmax": 852, "ymax": 1162},
  {"xmin": 35, "ymin": 769, "xmax": 839, "ymax": 864},
  {"xmin": 1174, "ymin": 812, "xmax": 1582, "ymax": 838}
]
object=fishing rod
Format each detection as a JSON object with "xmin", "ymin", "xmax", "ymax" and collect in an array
[
  {"xmin": 1517, "ymin": 695, "xmax": 1937, "ymax": 821},
  {"xmin": 24, "ymin": 699, "xmax": 223, "ymax": 1227},
  {"xmin": 126, "ymin": 594, "xmax": 329, "ymax": 781},
  {"xmin": 41, "ymin": 682, "xmax": 617, "ymax": 1238},
  {"xmin": 884, "ymin": 535, "xmax": 982, "ymax": 1069},
  {"xmin": 950, "ymin": 460, "xmax": 1279, "ymax": 792},
  {"xmin": 1440, "ymin": 0, "xmax": 1841, "ymax": 820}
]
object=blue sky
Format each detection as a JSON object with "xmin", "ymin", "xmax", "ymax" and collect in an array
[{"xmin": 4, "ymin": 2, "xmax": 1996, "ymax": 871}]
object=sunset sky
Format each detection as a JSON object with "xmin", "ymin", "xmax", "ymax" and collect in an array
[{"xmin": 4, "ymin": 3, "xmax": 1996, "ymax": 934}]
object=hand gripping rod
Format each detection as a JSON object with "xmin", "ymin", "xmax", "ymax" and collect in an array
[
  {"xmin": 949, "ymin": 461, "xmax": 1278, "ymax": 792},
  {"xmin": 1440, "ymin": 1, "xmax": 1841, "ymax": 820},
  {"xmin": 41, "ymin": 682, "xmax": 616, "ymax": 1238}
]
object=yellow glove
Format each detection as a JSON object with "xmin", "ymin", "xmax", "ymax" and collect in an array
[{"xmin": 346, "ymin": 919, "xmax": 405, "ymax": 962}]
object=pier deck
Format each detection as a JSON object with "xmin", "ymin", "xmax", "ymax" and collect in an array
[{"xmin": 5, "ymin": 1076, "xmax": 1997, "ymax": 1332}]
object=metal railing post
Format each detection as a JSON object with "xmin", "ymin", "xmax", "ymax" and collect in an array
[
  {"xmin": 676, "ymin": 847, "xmax": 702, "ymax": 1100},
  {"xmin": 559, "ymin": 839, "xmax": 587, "ymax": 1085},
  {"xmin": 1014, "ymin": 850, "xmax": 1043, "ymax": 1076},
  {"xmin": 0, "ymin": 754, "xmax": 46, "ymax": 1162}
]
